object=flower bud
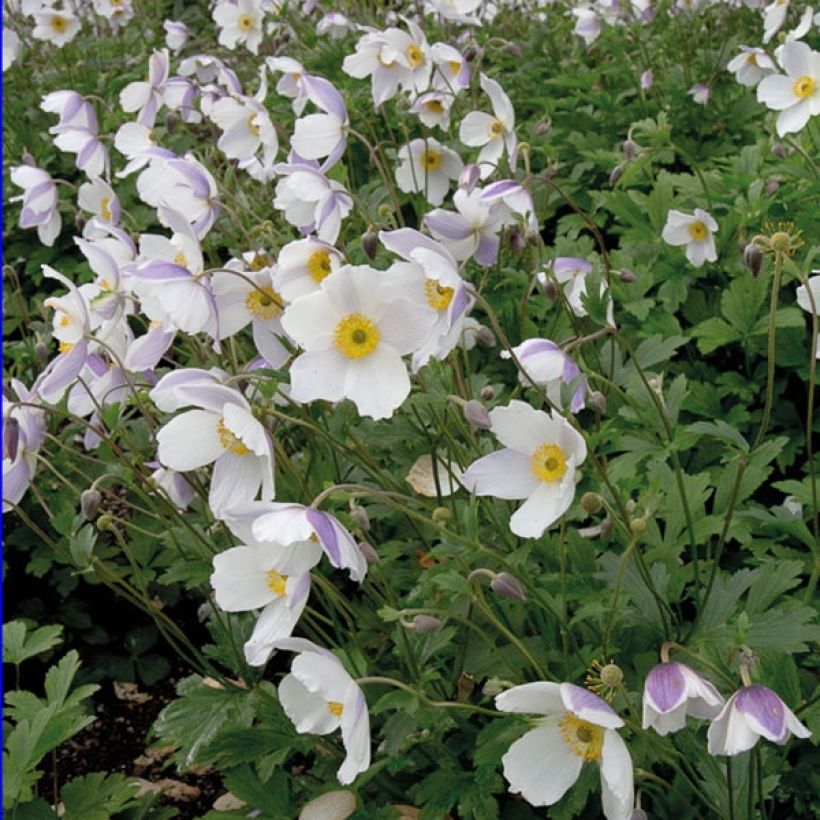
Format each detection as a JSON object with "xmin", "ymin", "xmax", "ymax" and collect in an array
[
  {"xmin": 81, "ymin": 489, "xmax": 102, "ymax": 520},
  {"xmin": 587, "ymin": 390, "xmax": 607, "ymax": 415},
  {"xmin": 361, "ymin": 231, "xmax": 378, "ymax": 261},
  {"xmin": 482, "ymin": 677, "xmax": 506, "ymax": 697},
  {"xmin": 509, "ymin": 224, "xmax": 526, "ymax": 253},
  {"xmin": 463, "ymin": 45, "xmax": 479, "ymax": 62},
  {"xmin": 609, "ymin": 163, "xmax": 625, "ymax": 186},
  {"xmin": 503, "ymin": 42, "xmax": 522, "ymax": 59},
  {"xmin": 432, "ymin": 506, "xmax": 451, "ymax": 524},
  {"xmin": 358, "ymin": 541, "xmax": 379, "ymax": 563},
  {"xmin": 640, "ymin": 69, "xmax": 654, "ymax": 90},
  {"xmin": 600, "ymin": 516, "xmax": 614, "ymax": 538},
  {"xmin": 377, "ymin": 203, "xmax": 393, "ymax": 220},
  {"xmin": 771, "ymin": 142, "xmax": 786, "ymax": 159},
  {"xmin": 479, "ymin": 385, "xmax": 495, "ymax": 401},
  {"xmin": 475, "ymin": 326, "xmax": 496, "ymax": 348},
  {"xmin": 463, "ymin": 399, "xmax": 492, "ymax": 430},
  {"xmin": 743, "ymin": 243, "xmax": 763, "ymax": 277},
  {"xmin": 623, "ymin": 138, "xmax": 637, "ymax": 161},
  {"xmin": 411, "ymin": 615, "xmax": 443, "ymax": 633},
  {"xmin": 618, "ymin": 268, "xmax": 637, "ymax": 284},
  {"xmin": 165, "ymin": 113, "xmax": 179, "ymax": 133},
  {"xmin": 631, "ymin": 809, "xmax": 648, "ymax": 819},
  {"xmin": 35, "ymin": 341, "xmax": 49, "ymax": 365},
  {"xmin": 4, "ymin": 417, "xmax": 19, "ymax": 462},
  {"xmin": 630, "ymin": 517, "xmax": 647, "ymax": 536},
  {"xmin": 625, "ymin": 499, "xmax": 637, "ymax": 514},
  {"xmin": 581, "ymin": 492, "xmax": 603, "ymax": 514},
  {"xmin": 490, "ymin": 571, "xmax": 527, "ymax": 601},
  {"xmin": 534, "ymin": 118, "xmax": 551, "ymax": 136},
  {"xmin": 96, "ymin": 513, "xmax": 116, "ymax": 532},
  {"xmin": 459, "ymin": 163, "xmax": 480, "ymax": 192},
  {"xmin": 350, "ymin": 504, "xmax": 370, "ymax": 532},
  {"xmin": 765, "ymin": 179, "xmax": 779, "ymax": 197}
]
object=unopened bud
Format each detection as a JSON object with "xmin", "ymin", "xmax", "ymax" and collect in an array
[
  {"xmin": 623, "ymin": 138, "xmax": 637, "ymax": 160},
  {"xmin": 35, "ymin": 341, "xmax": 49, "ymax": 365},
  {"xmin": 459, "ymin": 163, "xmax": 480, "ymax": 192},
  {"xmin": 463, "ymin": 399, "xmax": 492, "ymax": 430},
  {"xmin": 534, "ymin": 118, "xmax": 551, "ymax": 136},
  {"xmin": 96, "ymin": 513, "xmax": 116, "ymax": 532},
  {"xmin": 490, "ymin": 571, "xmax": 527, "ymax": 601},
  {"xmin": 631, "ymin": 810, "xmax": 648, "ymax": 820},
  {"xmin": 479, "ymin": 385, "xmax": 495, "ymax": 401},
  {"xmin": 609, "ymin": 163, "xmax": 625, "ymax": 186},
  {"xmin": 588, "ymin": 390, "xmax": 607, "ymax": 414},
  {"xmin": 432, "ymin": 506, "xmax": 451, "ymax": 524},
  {"xmin": 350, "ymin": 504, "xmax": 370, "ymax": 532},
  {"xmin": 357, "ymin": 541, "xmax": 379, "ymax": 563},
  {"xmin": 81, "ymin": 489, "xmax": 102, "ymax": 520},
  {"xmin": 625, "ymin": 499, "xmax": 637, "ymax": 514},
  {"xmin": 765, "ymin": 179, "xmax": 779, "ymax": 197},
  {"xmin": 482, "ymin": 677, "xmax": 506, "ymax": 697},
  {"xmin": 743, "ymin": 243, "xmax": 763, "ymax": 277},
  {"xmin": 618, "ymin": 268, "xmax": 637, "ymax": 284},
  {"xmin": 600, "ymin": 516, "xmax": 614, "ymax": 538},
  {"xmin": 640, "ymin": 69, "xmax": 654, "ymax": 90},
  {"xmin": 377, "ymin": 203, "xmax": 393, "ymax": 220},
  {"xmin": 771, "ymin": 142, "xmax": 786, "ymax": 159},
  {"xmin": 503, "ymin": 41, "xmax": 522, "ymax": 59},
  {"xmin": 4, "ymin": 417, "xmax": 19, "ymax": 461},
  {"xmin": 165, "ymin": 113, "xmax": 179, "ymax": 133},
  {"xmin": 361, "ymin": 231, "xmax": 378, "ymax": 261},
  {"xmin": 456, "ymin": 671, "xmax": 476, "ymax": 701},
  {"xmin": 475, "ymin": 326, "xmax": 496, "ymax": 348},
  {"xmin": 581, "ymin": 492, "xmax": 603, "ymax": 514},
  {"xmin": 542, "ymin": 276, "xmax": 559, "ymax": 301},
  {"xmin": 630, "ymin": 517, "xmax": 647, "ymax": 536},
  {"xmin": 411, "ymin": 615, "xmax": 443, "ymax": 633},
  {"xmin": 509, "ymin": 225, "xmax": 526, "ymax": 253},
  {"xmin": 463, "ymin": 45, "xmax": 479, "ymax": 62}
]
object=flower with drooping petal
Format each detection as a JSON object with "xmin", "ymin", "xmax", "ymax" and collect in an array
[
  {"xmin": 688, "ymin": 82, "xmax": 710, "ymax": 105},
  {"xmin": 642, "ymin": 661, "xmax": 724, "ymax": 736},
  {"xmin": 662, "ymin": 208, "xmax": 718, "ymax": 267},
  {"xmin": 462, "ymin": 400, "xmax": 587, "ymax": 538},
  {"xmin": 501, "ymin": 339, "xmax": 586, "ymax": 413},
  {"xmin": 394, "ymin": 137, "xmax": 463, "ymax": 206},
  {"xmin": 291, "ymin": 75, "xmax": 349, "ymax": 171},
  {"xmin": 540, "ymin": 257, "xmax": 614, "ymax": 322},
  {"xmin": 281, "ymin": 265, "xmax": 435, "ymax": 420},
  {"xmin": 572, "ymin": 7, "xmax": 601, "ymax": 45},
  {"xmin": 495, "ymin": 681, "xmax": 633, "ymax": 819},
  {"xmin": 9, "ymin": 159, "xmax": 62, "ymax": 247},
  {"xmin": 763, "ymin": 0, "xmax": 789, "ymax": 43},
  {"xmin": 277, "ymin": 640, "xmax": 371, "ymax": 785},
  {"xmin": 120, "ymin": 49, "xmax": 170, "ymax": 127},
  {"xmin": 213, "ymin": 0, "xmax": 264, "ymax": 54},
  {"xmin": 164, "ymin": 20, "xmax": 188, "ymax": 53},
  {"xmin": 757, "ymin": 41, "xmax": 820, "ymax": 136},
  {"xmin": 459, "ymin": 73, "xmax": 516, "ymax": 179},
  {"xmin": 3, "ymin": 379, "xmax": 46, "ymax": 512},
  {"xmin": 707, "ymin": 684, "xmax": 810, "ymax": 756},
  {"xmin": 727, "ymin": 47, "xmax": 777, "ymax": 87}
]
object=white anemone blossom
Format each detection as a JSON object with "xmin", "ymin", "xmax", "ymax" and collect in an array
[
  {"xmin": 394, "ymin": 137, "xmax": 464, "ymax": 206},
  {"xmin": 757, "ymin": 41, "xmax": 820, "ymax": 136},
  {"xmin": 495, "ymin": 681, "xmax": 633, "ymax": 819},
  {"xmin": 796, "ymin": 274, "xmax": 820, "ymax": 358},
  {"xmin": 459, "ymin": 73, "xmax": 517, "ymax": 179},
  {"xmin": 661, "ymin": 208, "xmax": 718, "ymax": 266},
  {"xmin": 727, "ymin": 47, "xmax": 776, "ymax": 87},
  {"xmin": 462, "ymin": 401, "xmax": 587, "ymax": 538},
  {"xmin": 212, "ymin": 0, "xmax": 264, "ymax": 54},
  {"xmin": 281, "ymin": 264, "xmax": 435, "ymax": 420}
]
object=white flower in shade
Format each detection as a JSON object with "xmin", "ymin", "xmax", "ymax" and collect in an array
[
  {"xmin": 757, "ymin": 41, "xmax": 820, "ymax": 136},
  {"xmin": 409, "ymin": 91, "xmax": 454, "ymax": 129},
  {"xmin": 461, "ymin": 401, "xmax": 587, "ymax": 538},
  {"xmin": 796, "ymin": 274, "xmax": 820, "ymax": 358},
  {"xmin": 572, "ymin": 7, "xmax": 601, "ymax": 45},
  {"xmin": 9, "ymin": 160, "xmax": 62, "ymax": 247},
  {"xmin": 213, "ymin": 0, "xmax": 264, "ymax": 54},
  {"xmin": 459, "ymin": 74, "xmax": 516, "ymax": 179},
  {"xmin": 3, "ymin": 28, "xmax": 20, "ymax": 71},
  {"xmin": 151, "ymin": 378, "xmax": 274, "ymax": 517},
  {"xmin": 763, "ymin": 0, "xmax": 789, "ymax": 43},
  {"xmin": 281, "ymin": 264, "xmax": 434, "ymax": 420},
  {"xmin": 278, "ymin": 641, "xmax": 371, "ymax": 785},
  {"xmin": 688, "ymin": 82, "xmax": 710, "ymax": 105},
  {"xmin": 661, "ymin": 208, "xmax": 718, "ymax": 267},
  {"xmin": 495, "ymin": 682, "xmax": 633, "ymax": 819},
  {"xmin": 707, "ymin": 684, "xmax": 810, "ymax": 756},
  {"xmin": 32, "ymin": 9, "xmax": 81, "ymax": 46},
  {"xmin": 77, "ymin": 178, "xmax": 120, "ymax": 237},
  {"xmin": 272, "ymin": 237, "xmax": 344, "ymax": 303},
  {"xmin": 783, "ymin": 5, "xmax": 814, "ymax": 43},
  {"xmin": 316, "ymin": 12, "xmax": 354, "ymax": 39},
  {"xmin": 164, "ymin": 20, "xmax": 188, "ymax": 53},
  {"xmin": 501, "ymin": 339, "xmax": 586, "ymax": 413},
  {"xmin": 642, "ymin": 662, "xmax": 724, "ymax": 736},
  {"xmin": 727, "ymin": 47, "xmax": 777, "ymax": 87},
  {"xmin": 394, "ymin": 138, "xmax": 463, "ymax": 206},
  {"xmin": 539, "ymin": 257, "xmax": 614, "ymax": 322}
]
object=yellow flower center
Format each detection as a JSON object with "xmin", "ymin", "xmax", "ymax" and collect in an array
[
  {"xmin": 307, "ymin": 249, "xmax": 333, "ymax": 283},
  {"xmin": 59, "ymin": 341, "xmax": 75, "ymax": 353},
  {"xmin": 100, "ymin": 196, "xmax": 113, "ymax": 221},
  {"xmin": 793, "ymin": 75, "xmax": 815, "ymax": 99},
  {"xmin": 488, "ymin": 119, "xmax": 504, "ymax": 138},
  {"xmin": 248, "ymin": 114, "xmax": 261, "ymax": 137},
  {"xmin": 216, "ymin": 417, "xmax": 251, "ymax": 456},
  {"xmin": 424, "ymin": 278, "xmax": 454, "ymax": 311},
  {"xmin": 58, "ymin": 313, "xmax": 72, "ymax": 327},
  {"xmin": 425, "ymin": 99, "xmax": 445, "ymax": 114},
  {"xmin": 687, "ymin": 220, "xmax": 708, "ymax": 241},
  {"xmin": 237, "ymin": 13, "xmax": 254, "ymax": 32},
  {"xmin": 559, "ymin": 714, "xmax": 604, "ymax": 761},
  {"xmin": 327, "ymin": 700, "xmax": 344, "ymax": 717},
  {"xmin": 99, "ymin": 278, "xmax": 113, "ymax": 290},
  {"xmin": 245, "ymin": 286, "xmax": 283, "ymax": 320},
  {"xmin": 405, "ymin": 44, "xmax": 424, "ymax": 68},
  {"xmin": 334, "ymin": 313, "xmax": 380, "ymax": 359},
  {"xmin": 746, "ymin": 53, "xmax": 758, "ymax": 66},
  {"xmin": 265, "ymin": 569, "xmax": 287, "ymax": 596},
  {"xmin": 173, "ymin": 251, "xmax": 188, "ymax": 268},
  {"xmin": 421, "ymin": 149, "xmax": 443, "ymax": 171},
  {"xmin": 448, "ymin": 60, "xmax": 461, "ymax": 76},
  {"xmin": 530, "ymin": 443, "xmax": 567, "ymax": 483},
  {"xmin": 249, "ymin": 252, "xmax": 272, "ymax": 271},
  {"xmin": 51, "ymin": 14, "xmax": 68, "ymax": 32}
]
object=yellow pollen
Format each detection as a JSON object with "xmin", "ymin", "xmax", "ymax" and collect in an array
[
  {"xmin": 425, "ymin": 99, "xmax": 445, "ymax": 114},
  {"xmin": 265, "ymin": 569, "xmax": 287, "ymax": 596},
  {"xmin": 58, "ymin": 341, "xmax": 74, "ymax": 353},
  {"xmin": 424, "ymin": 278, "xmax": 454, "ymax": 311},
  {"xmin": 248, "ymin": 114, "xmax": 261, "ymax": 137},
  {"xmin": 448, "ymin": 60, "xmax": 461, "ymax": 75},
  {"xmin": 559, "ymin": 714, "xmax": 604, "ymax": 762},
  {"xmin": 421, "ymin": 149, "xmax": 443, "ymax": 172},
  {"xmin": 530, "ymin": 443, "xmax": 567, "ymax": 483},
  {"xmin": 100, "ymin": 196, "xmax": 113, "ymax": 221},
  {"xmin": 334, "ymin": 313, "xmax": 380, "ymax": 359},
  {"xmin": 146, "ymin": 129, "xmax": 156, "ymax": 144},
  {"xmin": 245, "ymin": 286, "xmax": 283, "ymax": 320},
  {"xmin": 173, "ymin": 252, "xmax": 188, "ymax": 268},
  {"xmin": 58, "ymin": 314, "xmax": 72, "ymax": 327},
  {"xmin": 327, "ymin": 701, "xmax": 344, "ymax": 717},
  {"xmin": 793, "ymin": 75, "xmax": 815, "ymax": 99},
  {"xmin": 216, "ymin": 417, "xmax": 252, "ymax": 456},
  {"xmin": 250, "ymin": 252, "xmax": 272, "ymax": 271},
  {"xmin": 405, "ymin": 44, "xmax": 424, "ymax": 68},
  {"xmin": 488, "ymin": 119, "xmax": 504, "ymax": 138},
  {"xmin": 237, "ymin": 13, "xmax": 254, "ymax": 32},
  {"xmin": 687, "ymin": 220, "xmax": 708, "ymax": 241},
  {"xmin": 307, "ymin": 249, "xmax": 333, "ymax": 283},
  {"xmin": 99, "ymin": 278, "xmax": 112, "ymax": 290},
  {"xmin": 51, "ymin": 14, "xmax": 68, "ymax": 33},
  {"xmin": 746, "ymin": 53, "xmax": 758, "ymax": 66}
]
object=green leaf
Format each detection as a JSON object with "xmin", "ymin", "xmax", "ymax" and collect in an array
[
  {"xmin": 686, "ymin": 421, "xmax": 749, "ymax": 453},
  {"xmin": 60, "ymin": 772, "xmax": 140, "ymax": 820},
  {"xmin": 745, "ymin": 561, "xmax": 804, "ymax": 615},
  {"xmin": 691, "ymin": 317, "xmax": 738, "ymax": 354},
  {"xmin": 222, "ymin": 766, "xmax": 291, "ymax": 818},
  {"xmin": 3, "ymin": 622, "xmax": 64, "ymax": 665}
]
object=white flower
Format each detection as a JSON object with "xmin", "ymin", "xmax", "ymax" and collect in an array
[
  {"xmin": 728, "ymin": 47, "xmax": 777, "ymax": 87},
  {"xmin": 278, "ymin": 641, "xmax": 371, "ymax": 785},
  {"xmin": 213, "ymin": 0, "xmax": 264, "ymax": 54},
  {"xmin": 762, "ymin": 0, "xmax": 789, "ymax": 43},
  {"xmin": 119, "ymin": 49, "xmax": 170, "ymax": 127},
  {"xmin": 642, "ymin": 662, "xmax": 724, "ymax": 736},
  {"xmin": 163, "ymin": 20, "xmax": 188, "ymax": 53},
  {"xmin": 272, "ymin": 237, "xmax": 344, "ymax": 303},
  {"xmin": 280, "ymin": 265, "xmax": 435, "ymax": 420},
  {"xmin": 688, "ymin": 82, "xmax": 710, "ymax": 105},
  {"xmin": 3, "ymin": 28, "xmax": 20, "ymax": 71},
  {"xmin": 572, "ymin": 7, "xmax": 601, "ymax": 46},
  {"xmin": 661, "ymin": 208, "xmax": 718, "ymax": 267},
  {"xmin": 461, "ymin": 401, "xmax": 587, "ymax": 538},
  {"xmin": 796, "ymin": 274, "xmax": 820, "ymax": 358},
  {"xmin": 210, "ymin": 93, "xmax": 278, "ymax": 165},
  {"xmin": 316, "ymin": 12, "xmax": 354, "ymax": 39},
  {"xmin": 394, "ymin": 138, "xmax": 463, "ymax": 206},
  {"xmin": 757, "ymin": 41, "xmax": 820, "ymax": 136},
  {"xmin": 707, "ymin": 684, "xmax": 810, "ymax": 756},
  {"xmin": 426, "ymin": 0, "xmax": 483, "ymax": 24},
  {"xmin": 409, "ymin": 91, "xmax": 454, "ymax": 129},
  {"xmin": 459, "ymin": 73, "xmax": 516, "ymax": 179},
  {"xmin": 32, "ymin": 9, "xmax": 81, "ymax": 46},
  {"xmin": 9, "ymin": 161, "xmax": 62, "ymax": 247},
  {"xmin": 495, "ymin": 681, "xmax": 633, "ymax": 819}
]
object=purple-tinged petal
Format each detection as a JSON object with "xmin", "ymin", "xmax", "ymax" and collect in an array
[
  {"xmin": 734, "ymin": 685, "xmax": 786, "ymax": 741},
  {"xmin": 644, "ymin": 662, "xmax": 688, "ymax": 713},
  {"xmin": 561, "ymin": 682, "xmax": 623, "ymax": 729},
  {"xmin": 305, "ymin": 508, "xmax": 341, "ymax": 567},
  {"xmin": 424, "ymin": 210, "xmax": 472, "ymax": 241},
  {"xmin": 474, "ymin": 232, "xmax": 500, "ymax": 267}
]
